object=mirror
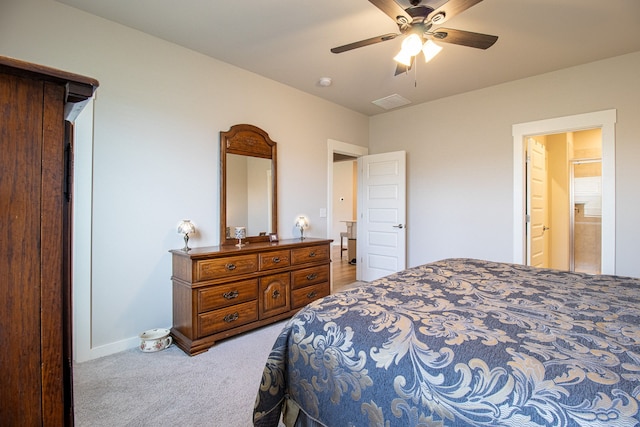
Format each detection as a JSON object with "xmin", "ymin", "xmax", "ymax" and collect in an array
[{"xmin": 220, "ymin": 124, "xmax": 277, "ymax": 245}]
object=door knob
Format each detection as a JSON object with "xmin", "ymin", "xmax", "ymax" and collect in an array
[{"xmin": 392, "ymin": 224, "xmax": 404, "ymax": 229}]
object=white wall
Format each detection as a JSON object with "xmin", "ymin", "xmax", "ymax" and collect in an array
[
  {"xmin": 0, "ymin": 0, "xmax": 368, "ymax": 360},
  {"xmin": 370, "ymin": 51, "xmax": 640, "ymax": 278}
]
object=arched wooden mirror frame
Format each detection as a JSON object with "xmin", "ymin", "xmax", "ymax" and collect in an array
[{"xmin": 220, "ymin": 124, "xmax": 278, "ymax": 246}]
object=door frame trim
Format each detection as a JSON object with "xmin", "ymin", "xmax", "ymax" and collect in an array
[{"xmin": 512, "ymin": 109, "xmax": 616, "ymax": 274}]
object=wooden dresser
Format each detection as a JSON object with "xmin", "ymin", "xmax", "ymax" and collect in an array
[{"xmin": 170, "ymin": 238, "xmax": 332, "ymax": 355}]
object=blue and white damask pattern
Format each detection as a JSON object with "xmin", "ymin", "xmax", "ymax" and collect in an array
[{"xmin": 254, "ymin": 259, "xmax": 640, "ymax": 426}]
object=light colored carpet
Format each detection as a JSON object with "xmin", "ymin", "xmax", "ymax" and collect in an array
[{"xmin": 73, "ymin": 320, "xmax": 288, "ymax": 426}]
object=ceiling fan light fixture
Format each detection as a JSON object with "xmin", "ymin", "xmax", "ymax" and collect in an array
[
  {"xmin": 393, "ymin": 50, "xmax": 413, "ymax": 66},
  {"xmin": 400, "ymin": 33, "xmax": 423, "ymax": 56},
  {"xmin": 422, "ymin": 40, "xmax": 443, "ymax": 63}
]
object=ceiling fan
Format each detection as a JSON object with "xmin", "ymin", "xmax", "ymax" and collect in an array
[{"xmin": 331, "ymin": 0, "xmax": 498, "ymax": 75}]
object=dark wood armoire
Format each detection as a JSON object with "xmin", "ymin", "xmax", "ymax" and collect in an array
[{"xmin": 0, "ymin": 56, "xmax": 98, "ymax": 426}]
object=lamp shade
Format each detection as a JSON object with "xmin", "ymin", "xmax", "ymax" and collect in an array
[
  {"xmin": 422, "ymin": 40, "xmax": 443, "ymax": 63},
  {"xmin": 177, "ymin": 219, "xmax": 195, "ymax": 235},
  {"xmin": 393, "ymin": 50, "xmax": 413, "ymax": 66},
  {"xmin": 295, "ymin": 216, "xmax": 309, "ymax": 229},
  {"xmin": 234, "ymin": 226, "xmax": 246, "ymax": 239},
  {"xmin": 400, "ymin": 34, "xmax": 423, "ymax": 56}
]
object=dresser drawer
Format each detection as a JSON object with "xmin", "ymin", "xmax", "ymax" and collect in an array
[
  {"xmin": 198, "ymin": 300, "xmax": 258, "ymax": 336},
  {"xmin": 291, "ymin": 282, "xmax": 330, "ymax": 309},
  {"xmin": 291, "ymin": 265, "xmax": 329, "ymax": 289},
  {"xmin": 291, "ymin": 244, "xmax": 329, "ymax": 265},
  {"xmin": 195, "ymin": 254, "xmax": 258, "ymax": 281},
  {"xmin": 198, "ymin": 279, "xmax": 258, "ymax": 312},
  {"xmin": 259, "ymin": 250, "xmax": 291, "ymax": 271}
]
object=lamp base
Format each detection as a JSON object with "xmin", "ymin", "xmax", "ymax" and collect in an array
[
  {"xmin": 236, "ymin": 238, "xmax": 246, "ymax": 248},
  {"xmin": 182, "ymin": 234, "xmax": 191, "ymax": 251}
]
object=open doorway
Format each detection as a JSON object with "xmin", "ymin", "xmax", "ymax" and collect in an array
[
  {"xmin": 513, "ymin": 109, "xmax": 616, "ymax": 275},
  {"xmin": 327, "ymin": 141, "xmax": 407, "ymax": 284},
  {"xmin": 332, "ymin": 153, "xmax": 357, "ymax": 256},
  {"xmin": 525, "ymin": 129, "xmax": 602, "ymax": 273},
  {"xmin": 332, "ymin": 155, "xmax": 358, "ymax": 292},
  {"xmin": 333, "ymin": 153, "xmax": 358, "ymax": 272},
  {"xmin": 326, "ymin": 140, "xmax": 368, "ymax": 287}
]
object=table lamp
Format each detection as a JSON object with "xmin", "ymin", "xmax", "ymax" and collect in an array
[
  {"xmin": 177, "ymin": 219, "xmax": 196, "ymax": 251},
  {"xmin": 295, "ymin": 216, "xmax": 309, "ymax": 240}
]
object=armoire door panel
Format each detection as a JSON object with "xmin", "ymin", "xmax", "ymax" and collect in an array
[
  {"xmin": 0, "ymin": 73, "xmax": 45, "ymax": 426},
  {"xmin": 40, "ymin": 81, "xmax": 68, "ymax": 425}
]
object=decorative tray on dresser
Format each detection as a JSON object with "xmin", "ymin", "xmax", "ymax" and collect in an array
[{"xmin": 170, "ymin": 237, "xmax": 332, "ymax": 355}]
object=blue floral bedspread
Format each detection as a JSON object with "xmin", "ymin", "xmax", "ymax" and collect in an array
[{"xmin": 253, "ymin": 258, "xmax": 640, "ymax": 426}]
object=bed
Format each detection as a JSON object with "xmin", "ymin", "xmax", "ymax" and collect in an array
[{"xmin": 253, "ymin": 258, "xmax": 640, "ymax": 426}]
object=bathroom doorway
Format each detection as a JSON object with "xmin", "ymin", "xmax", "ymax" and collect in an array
[
  {"xmin": 513, "ymin": 109, "xmax": 616, "ymax": 275},
  {"xmin": 525, "ymin": 128, "xmax": 602, "ymax": 274}
]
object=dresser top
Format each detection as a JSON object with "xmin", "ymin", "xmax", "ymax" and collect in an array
[{"xmin": 170, "ymin": 238, "xmax": 333, "ymax": 259}]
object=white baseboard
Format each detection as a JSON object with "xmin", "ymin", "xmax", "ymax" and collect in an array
[{"xmin": 74, "ymin": 335, "xmax": 140, "ymax": 363}]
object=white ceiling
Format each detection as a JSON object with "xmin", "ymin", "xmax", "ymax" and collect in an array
[{"xmin": 56, "ymin": 0, "xmax": 640, "ymax": 116}]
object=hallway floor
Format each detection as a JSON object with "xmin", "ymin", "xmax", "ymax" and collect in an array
[{"xmin": 331, "ymin": 244, "xmax": 357, "ymax": 293}]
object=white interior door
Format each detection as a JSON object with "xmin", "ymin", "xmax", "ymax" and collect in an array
[
  {"xmin": 357, "ymin": 151, "xmax": 406, "ymax": 282},
  {"xmin": 527, "ymin": 139, "xmax": 548, "ymax": 268}
]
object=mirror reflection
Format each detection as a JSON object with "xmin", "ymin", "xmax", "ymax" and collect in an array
[
  {"xmin": 226, "ymin": 154, "xmax": 274, "ymax": 237},
  {"xmin": 220, "ymin": 124, "xmax": 277, "ymax": 246}
]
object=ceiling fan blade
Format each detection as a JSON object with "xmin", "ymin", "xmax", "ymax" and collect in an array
[
  {"xmin": 427, "ymin": 0, "xmax": 483, "ymax": 25},
  {"xmin": 368, "ymin": 0, "xmax": 411, "ymax": 25},
  {"xmin": 331, "ymin": 33, "xmax": 399, "ymax": 54},
  {"xmin": 431, "ymin": 28, "xmax": 498, "ymax": 49}
]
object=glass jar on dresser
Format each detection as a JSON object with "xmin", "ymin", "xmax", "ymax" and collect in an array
[{"xmin": 170, "ymin": 238, "xmax": 332, "ymax": 355}]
